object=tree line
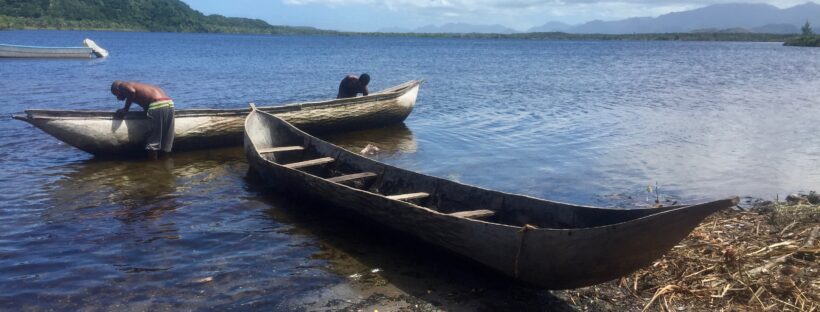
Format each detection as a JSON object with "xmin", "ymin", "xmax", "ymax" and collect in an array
[
  {"xmin": 0, "ymin": 0, "xmax": 334, "ymax": 34},
  {"xmin": 784, "ymin": 22, "xmax": 819, "ymax": 47}
]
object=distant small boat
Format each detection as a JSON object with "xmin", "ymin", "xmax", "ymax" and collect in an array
[
  {"xmin": 13, "ymin": 80, "xmax": 421, "ymax": 155},
  {"xmin": 0, "ymin": 39, "xmax": 108, "ymax": 58},
  {"xmin": 243, "ymin": 106, "xmax": 738, "ymax": 289}
]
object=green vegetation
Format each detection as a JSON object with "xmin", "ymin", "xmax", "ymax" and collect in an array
[
  {"xmin": 784, "ymin": 21, "xmax": 820, "ymax": 46},
  {"xmin": 0, "ymin": 0, "xmax": 336, "ymax": 35},
  {"xmin": 0, "ymin": 0, "xmax": 807, "ymax": 43}
]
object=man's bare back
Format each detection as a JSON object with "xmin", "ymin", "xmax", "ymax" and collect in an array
[{"xmin": 112, "ymin": 81, "xmax": 171, "ymax": 118}]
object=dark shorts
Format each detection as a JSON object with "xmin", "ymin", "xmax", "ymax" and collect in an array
[{"xmin": 145, "ymin": 100, "xmax": 175, "ymax": 152}]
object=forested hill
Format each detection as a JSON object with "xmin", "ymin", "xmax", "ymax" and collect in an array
[{"xmin": 0, "ymin": 0, "xmax": 335, "ymax": 34}]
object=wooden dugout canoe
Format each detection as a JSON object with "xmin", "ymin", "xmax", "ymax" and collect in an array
[
  {"xmin": 244, "ymin": 107, "xmax": 738, "ymax": 289},
  {"xmin": 13, "ymin": 80, "xmax": 421, "ymax": 155},
  {"xmin": 0, "ymin": 39, "xmax": 108, "ymax": 58}
]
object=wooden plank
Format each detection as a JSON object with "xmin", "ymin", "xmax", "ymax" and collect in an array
[
  {"xmin": 284, "ymin": 157, "xmax": 334, "ymax": 169},
  {"xmin": 327, "ymin": 172, "xmax": 377, "ymax": 183},
  {"xmin": 259, "ymin": 146, "xmax": 304, "ymax": 154},
  {"xmin": 450, "ymin": 209, "xmax": 495, "ymax": 219},
  {"xmin": 386, "ymin": 192, "xmax": 429, "ymax": 201}
]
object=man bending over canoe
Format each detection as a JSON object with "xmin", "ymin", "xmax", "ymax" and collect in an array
[
  {"xmin": 337, "ymin": 73, "xmax": 370, "ymax": 98},
  {"xmin": 111, "ymin": 81, "xmax": 174, "ymax": 160}
]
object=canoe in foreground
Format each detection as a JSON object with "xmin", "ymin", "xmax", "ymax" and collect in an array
[
  {"xmin": 13, "ymin": 80, "xmax": 421, "ymax": 155},
  {"xmin": 244, "ymin": 107, "xmax": 738, "ymax": 289},
  {"xmin": 0, "ymin": 39, "xmax": 108, "ymax": 58}
]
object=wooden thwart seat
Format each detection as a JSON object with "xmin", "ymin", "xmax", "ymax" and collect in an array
[
  {"xmin": 386, "ymin": 192, "xmax": 429, "ymax": 201},
  {"xmin": 450, "ymin": 209, "xmax": 495, "ymax": 219},
  {"xmin": 284, "ymin": 157, "xmax": 334, "ymax": 169},
  {"xmin": 259, "ymin": 146, "xmax": 304, "ymax": 154},
  {"xmin": 327, "ymin": 172, "xmax": 377, "ymax": 183}
]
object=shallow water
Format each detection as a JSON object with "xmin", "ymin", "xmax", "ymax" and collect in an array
[{"xmin": 1, "ymin": 30, "xmax": 819, "ymax": 310}]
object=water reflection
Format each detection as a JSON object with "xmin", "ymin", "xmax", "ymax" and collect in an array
[
  {"xmin": 49, "ymin": 157, "xmax": 178, "ymax": 219},
  {"xmin": 7, "ymin": 147, "xmax": 280, "ymax": 310},
  {"xmin": 52, "ymin": 147, "xmax": 248, "ymax": 211},
  {"xmin": 45, "ymin": 120, "xmax": 417, "ymax": 222}
]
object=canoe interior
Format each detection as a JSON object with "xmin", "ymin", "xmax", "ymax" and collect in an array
[{"xmin": 246, "ymin": 108, "xmax": 695, "ymax": 230}]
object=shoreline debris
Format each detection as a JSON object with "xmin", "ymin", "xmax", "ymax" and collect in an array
[{"xmin": 556, "ymin": 197, "xmax": 819, "ymax": 311}]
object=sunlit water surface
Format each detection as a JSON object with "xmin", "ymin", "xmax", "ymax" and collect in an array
[{"xmin": 1, "ymin": 30, "xmax": 819, "ymax": 310}]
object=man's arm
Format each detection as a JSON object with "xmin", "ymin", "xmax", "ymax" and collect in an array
[
  {"xmin": 362, "ymin": 85, "xmax": 369, "ymax": 96},
  {"xmin": 122, "ymin": 98, "xmax": 134, "ymax": 111},
  {"xmin": 114, "ymin": 99, "xmax": 132, "ymax": 119},
  {"xmin": 114, "ymin": 85, "xmax": 137, "ymax": 118}
]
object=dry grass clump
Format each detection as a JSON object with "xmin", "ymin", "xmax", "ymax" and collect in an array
[
  {"xmin": 770, "ymin": 199, "xmax": 820, "ymax": 227},
  {"xmin": 558, "ymin": 200, "xmax": 819, "ymax": 312}
]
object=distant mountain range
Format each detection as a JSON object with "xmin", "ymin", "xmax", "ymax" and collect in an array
[
  {"xmin": 381, "ymin": 2, "xmax": 820, "ymax": 35},
  {"xmin": 547, "ymin": 2, "xmax": 820, "ymax": 34}
]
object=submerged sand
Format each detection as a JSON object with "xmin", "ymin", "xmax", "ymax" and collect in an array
[{"xmin": 300, "ymin": 199, "xmax": 818, "ymax": 311}]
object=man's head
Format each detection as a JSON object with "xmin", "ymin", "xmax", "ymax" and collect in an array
[
  {"xmin": 111, "ymin": 80, "xmax": 124, "ymax": 100},
  {"xmin": 359, "ymin": 73, "xmax": 370, "ymax": 86}
]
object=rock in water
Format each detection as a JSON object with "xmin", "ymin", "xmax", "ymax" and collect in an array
[
  {"xmin": 360, "ymin": 143, "xmax": 380, "ymax": 155},
  {"xmin": 786, "ymin": 193, "xmax": 807, "ymax": 205}
]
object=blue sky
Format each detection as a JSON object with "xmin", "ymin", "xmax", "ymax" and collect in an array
[{"xmin": 182, "ymin": 0, "xmax": 809, "ymax": 32}]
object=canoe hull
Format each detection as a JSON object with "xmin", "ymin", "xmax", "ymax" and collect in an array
[
  {"xmin": 14, "ymin": 80, "xmax": 421, "ymax": 155},
  {"xmin": 19, "ymin": 114, "xmax": 245, "ymax": 154},
  {"xmin": 0, "ymin": 44, "xmax": 94, "ymax": 58},
  {"xmin": 244, "ymin": 108, "xmax": 737, "ymax": 289}
]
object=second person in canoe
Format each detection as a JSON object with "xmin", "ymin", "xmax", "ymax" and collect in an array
[{"xmin": 337, "ymin": 73, "xmax": 370, "ymax": 99}]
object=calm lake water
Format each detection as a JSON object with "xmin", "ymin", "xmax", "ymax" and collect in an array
[{"xmin": 1, "ymin": 30, "xmax": 819, "ymax": 310}]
